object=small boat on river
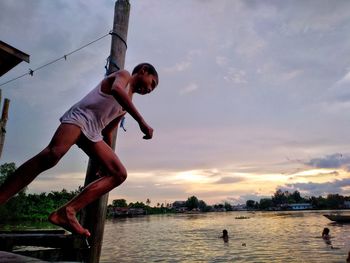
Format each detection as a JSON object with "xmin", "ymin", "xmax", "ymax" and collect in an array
[{"xmin": 323, "ymin": 214, "xmax": 350, "ymax": 223}]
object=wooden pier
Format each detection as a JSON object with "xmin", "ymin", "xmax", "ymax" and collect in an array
[{"xmin": 0, "ymin": 229, "xmax": 89, "ymax": 262}]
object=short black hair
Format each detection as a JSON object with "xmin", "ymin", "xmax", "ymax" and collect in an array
[{"xmin": 132, "ymin": 63, "xmax": 159, "ymax": 83}]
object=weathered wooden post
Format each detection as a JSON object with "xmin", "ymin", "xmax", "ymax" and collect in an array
[
  {"xmin": 80, "ymin": 1, "xmax": 130, "ymax": 262},
  {"xmin": 0, "ymin": 89, "xmax": 10, "ymax": 159}
]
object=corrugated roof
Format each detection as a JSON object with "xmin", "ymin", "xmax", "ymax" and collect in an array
[{"xmin": 0, "ymin": 41, "xmax": 30, "ymax": 77}]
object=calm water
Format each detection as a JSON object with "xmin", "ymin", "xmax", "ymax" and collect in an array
[{"xmin": 100, "ymin": 211, "xmax": 350, "ymax": 263}]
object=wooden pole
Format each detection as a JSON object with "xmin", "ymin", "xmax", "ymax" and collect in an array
[
  {"xmin": 0, "ymin": 96, "xmax": 10, "ymax": 159},
  {"xmin": 80, "ymin": 1, "xmax": 130, "ymax": 263}
]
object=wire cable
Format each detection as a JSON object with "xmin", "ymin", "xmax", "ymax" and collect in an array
[{"xmin": 0, "ymin": 31, "xmax": 112, "ymax": 87}]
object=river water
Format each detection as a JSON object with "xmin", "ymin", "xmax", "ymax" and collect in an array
[{"xmin": 100, "ymin": 211, "xmax": 350, "ymax": 263}]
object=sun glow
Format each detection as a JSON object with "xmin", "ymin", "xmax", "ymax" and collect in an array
[
  {"xmin": 293, "ymin": 169, "xmax": 333, "ymax": 177},
  {"xmin": 174, "ymin": 170, "xmax": 215, "ymax": 184}
]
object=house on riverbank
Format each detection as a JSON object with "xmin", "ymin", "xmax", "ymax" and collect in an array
[
  {"xmin": 172, "ymin": 201, "xmax": 188, "ymax": 213},
  {"xmin": 108, "ymin": 207, "xmax": 146, "ymax": 217},
  {"xmin": 287, "ymin": 203, "xmax": 313, "ymax": 210}
]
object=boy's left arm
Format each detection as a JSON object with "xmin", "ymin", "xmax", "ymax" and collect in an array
[{"xmin": 111, "ymin": 71, "xmax": 153, "ymax": 139}]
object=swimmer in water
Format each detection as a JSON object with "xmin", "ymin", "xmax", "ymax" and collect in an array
[{"xmin": 220, "ymin": 229, "xmax": 229, "ymax": 242}]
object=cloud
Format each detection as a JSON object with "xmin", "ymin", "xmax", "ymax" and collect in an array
[
  {"xmin": 214, "ymin": 176, "xmax": 245, "ymax": 184},
  {"xmin": 224, "ymin": 68, "xmax": 247, "ymax": 84},
  {"xmin": 291, "ymin": 171, "xmax": 339, "ymax": 179},
  {"xmin": 335, "ymin": 71, "xmax": 350, "ymax": 86},
  {"xmin": 164, "ymin": 61, "xmax": 191, "ymax": 73},
  {"xmin": 216, "ymin": 56, "xmax": 229, "ymax": 67},
  {"xmin": 226, "ymin": 193, "xmax": 271, "ymax": 205},
  {"xmin": 278, "ymin": 1, "xmax": 350, "ymax": 35},
  {"xmin": 283, "ymin": 178, "xmax": 350, "ymax": 197},
  {"xmin": 163, "ymin": 49, "xmax": 201, "ymax": 73},
  {"xmin": 305, "ymin": 153, "xmax": 350, "ymax": 171},
  {"xmin": 280, "ymin": 69, "xmax": 303, "ymax": 81},
  {"xmin": 3, "ymin": 0, "xmax": 350, "ymax": 206},
  {"xmin": 179, "ymin": 83, "xmax": 198, "ymax": 95},
  {"xmin": 323, "ymin": 71, "xmax": 350, "ymax": 107}
]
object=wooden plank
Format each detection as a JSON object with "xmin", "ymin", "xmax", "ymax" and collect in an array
[
  {"xmin": 0, "ymin": 229, "xmax": 66, "ymax": 235},
  {"xmin": 0, "ymin": 251, "xmax": 48, "ymax": 262},
  {"xmin": 0, "ymin": 41, "xmax": 30, "ymax": 63},
  {"xmin": 0, "ymin": 231, "xmax": 89, "ymax": 251},
  {"xmin": 0, "ymin": 230, "xmax": 89, "ymax": 262},
  {"xmin": 15, "ymin": 248, "xmax": 87, "ymax": 262}
]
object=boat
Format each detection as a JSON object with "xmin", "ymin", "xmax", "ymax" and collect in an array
[
  {"xmin": 323, "ymin": 214, "xmax": 350, "ymax": 223},
  {"xmin": 235, "ymin": 216, "xmax": 250, "ymax": 220}
]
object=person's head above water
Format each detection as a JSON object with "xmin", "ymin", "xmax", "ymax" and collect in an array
[{"xmin": 322, "ymin": 227, "xmax": 330, "ymax": 237}]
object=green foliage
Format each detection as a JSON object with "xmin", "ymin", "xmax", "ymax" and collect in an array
[
  {"xmin": 108, "ymin": 199, "xmax": 175, "ymax": 217},
  {"xmin": 112, "ymin": 199, "xmax": 128, "ymax": 207},
  {"xmin": 129, "ymin": 201, "xmax": 146, "ymax": 208},
  {"xmin": 326, "ymin": 194, "xmax": 344, "ymax": 209},
  {"xmin": 246, "ymin": 200, "xmax": 258, "ymax": 209},
  {"xmin": 0, "ymin": 162, "xmax": 81, "ymax": 222},
  {"xmin": 0, "ymin": 162, "xmax": 16, "ymax": 182},
  {"xmin": 186, "ymin": 196, "xmax": 199, "ymax": 210},
  {"xmin": 198, "ymin": 200, "xmax": 208, "ymax": 211},
  {"xmin": 272, "ymin": 189, "xmax": 288, "ymax": 206},
  {"xmin": 259, "ymin": 198, "xmax": 273, "ymax": 210},
  {"xmin": 271, "ymin": 189, "xmax": 308, "ymax": 207},
  {"xmin": 224, "ymin": 202, "xmax": 233, "ymax": 211}
]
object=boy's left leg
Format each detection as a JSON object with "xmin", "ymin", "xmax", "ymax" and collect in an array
[
  {"xmin": 0, "ymin": 124, "xmax": 81, "ymax": 204},
  {"xmin": 49, "ymin": 138, "xmax": 127, "ymax": 237}
]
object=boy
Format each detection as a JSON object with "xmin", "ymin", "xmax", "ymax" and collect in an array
[{"xmin": 0, "ymin": 63, "xmax": 159, "ymax": 237}]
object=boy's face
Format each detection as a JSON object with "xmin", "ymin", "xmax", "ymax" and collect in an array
[{"xmin": 134, "ymin": 69, "xmax": 158, "ymax": 95}]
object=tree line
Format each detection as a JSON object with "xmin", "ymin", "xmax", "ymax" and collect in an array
[
  {"xmin": 0, "ymin": 162, "xmax": 349, "ymax": 222},
  {"xmin": 245, "ymin": 189, "xmax": 350, "ymax": 210},
  {"xmin": 108, "ymin": 195, "xmax": 234, "ymax": 214}
]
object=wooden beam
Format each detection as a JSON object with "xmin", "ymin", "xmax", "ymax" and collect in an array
[
  {"xmin": 0, "ymin": 98, "xmax": 10, "ymax": 158},
  {"xmin": 79, "ymin": 1, "xmax": 130, "ymax": 263},
  {"xmin": 0, "ymin": 41, "xmax": 30, "ymax": 63}
]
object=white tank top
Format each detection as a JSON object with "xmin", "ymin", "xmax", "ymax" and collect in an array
[{"xmin": 60, "ymin": 82, "xmax": 126, "ymax": 142}]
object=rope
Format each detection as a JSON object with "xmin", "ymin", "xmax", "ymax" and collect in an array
[
  {"xmin": 109, "ymin": 31, "xmax": 127, "ymax": 49},
  {"xmin": 104, "ymin": 56, "xmax": 120, "ymax": 76},
  {"xmin": 104, "ymin": 31, "xmax": 128, "ymax": 76},
  {"xmin": 120, "ymin": 116, "xmax": 127, "ymax": 132}
]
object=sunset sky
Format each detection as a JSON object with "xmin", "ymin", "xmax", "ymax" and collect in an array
[{"xmin": 1, "ymin": 0, "xmax": 350, "ymax": 205}]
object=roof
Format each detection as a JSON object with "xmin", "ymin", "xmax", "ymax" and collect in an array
[{"xmin": 0, "ymin": 41, "xmax": 30, "ymax": 77}]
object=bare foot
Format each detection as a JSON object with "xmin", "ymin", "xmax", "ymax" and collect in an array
[{"xmin": 49, "ymin": 207, "xmax": 91, "ymax": 237}]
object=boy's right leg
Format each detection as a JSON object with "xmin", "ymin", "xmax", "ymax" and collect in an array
[
  {"xmin": 49, "ymin": 137, "xmax": 128, "ymax": 237},
  {"xmin": 0, "ymin": 124, "xmax": 82, "ymax": 204}
]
